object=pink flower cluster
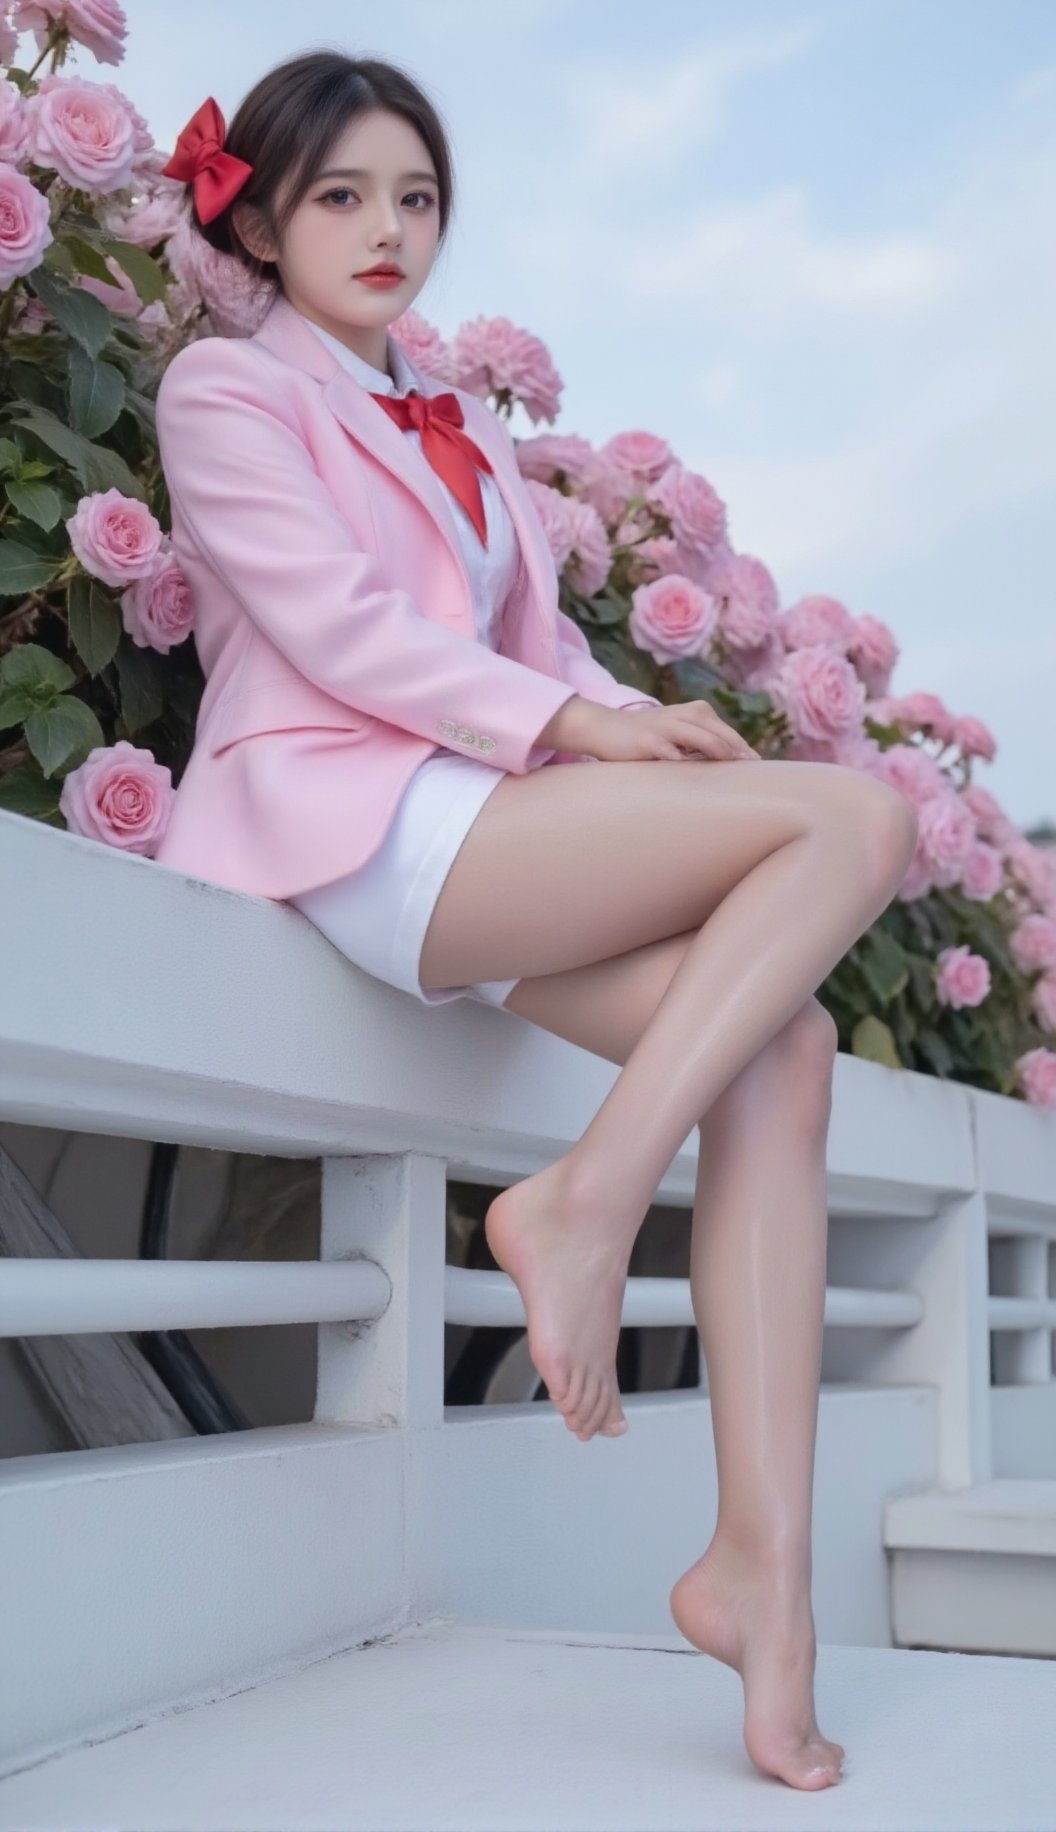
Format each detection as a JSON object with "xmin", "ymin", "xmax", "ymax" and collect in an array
[{"xmin": 65, "ymin": 487, "xmax": 195, "ymax": 651}]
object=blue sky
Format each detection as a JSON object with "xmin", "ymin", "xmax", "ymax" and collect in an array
[{"xmin": 118, "ymin": 0, "xmax": 1055, "ymax": 830}]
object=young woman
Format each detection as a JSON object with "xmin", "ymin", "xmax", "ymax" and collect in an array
[{"xmin": 155, "ymin": 49, "xmax": 919, "ymax": 1792}]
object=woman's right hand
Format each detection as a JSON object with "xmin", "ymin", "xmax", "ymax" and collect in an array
[{"xmin": 545, "ymin": 695, "xmax": 762, "ymax": 764}]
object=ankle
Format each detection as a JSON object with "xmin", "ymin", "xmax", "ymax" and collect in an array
[{"xmin": 709, "ymin": 1525, "xmax": 813, "ymax": 1589}]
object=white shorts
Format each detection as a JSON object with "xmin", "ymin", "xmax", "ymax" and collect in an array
[{"xmin": 287, "ymin": 750, "xmax": 520, "ymax": 1007}]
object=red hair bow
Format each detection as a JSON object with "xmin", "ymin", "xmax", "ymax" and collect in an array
[{"xmin": 161, "ymin": 96, "xmax": 253, "ymax": 225}]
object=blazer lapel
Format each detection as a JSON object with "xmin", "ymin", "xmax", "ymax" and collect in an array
[{"xmin": 249, "ymin": 292, "xmax": 556, "ymax": 646}]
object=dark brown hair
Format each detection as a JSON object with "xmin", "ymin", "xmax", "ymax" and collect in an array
[{"xmin": 190, "ymin": 50, "xmax": 455, "ymax": 289}]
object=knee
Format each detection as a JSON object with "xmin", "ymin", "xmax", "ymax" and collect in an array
[
  {"xmin": 782, "ymin": 996, "xmax": 840, "ymax": 1082},
  {"xmin": 839, "ymin": 773, "xmax": 919, "ymax": 891}
]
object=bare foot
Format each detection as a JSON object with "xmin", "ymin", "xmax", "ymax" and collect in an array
[
  {"xmin": 484, "ymin": 1161, "xmax": 634, "ymax": 1441},
  {"xmin": 669, "ymin": 1538, "xmax": 846, "ymax": 1790}
]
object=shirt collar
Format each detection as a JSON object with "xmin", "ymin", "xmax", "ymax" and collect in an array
[{"xmin": 295, "ymin": 311, "xmax": 415, "ymax": 395}]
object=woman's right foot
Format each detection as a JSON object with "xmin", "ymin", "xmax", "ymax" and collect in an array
[
  {"xmin": 669, "ymin": 1536, "xmax": 846, "ymax": 1790},
  {"xmin": 484, "ymin": 1161, "xmax": 635, "ymax": 1441}
]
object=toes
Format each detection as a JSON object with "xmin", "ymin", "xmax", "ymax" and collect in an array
[
  {"xmin": 584, "ymin": 1381, "xmax": 616, "ymax": 1440},
  {"xmin": 555, "ymin": 1365, "xmax": 585, "ymax": 1425},
  {"xmin": 573, "ymin": 1374, "xmax": 603, "ymax": 1437}
]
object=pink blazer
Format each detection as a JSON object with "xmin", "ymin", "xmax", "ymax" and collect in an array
[{"xmin": 152, "ymin": 289, "xmax": 661, "ymax": 901}]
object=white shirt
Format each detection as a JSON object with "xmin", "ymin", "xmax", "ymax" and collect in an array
[{"xmin": 297, "ymin": 312, "xmax": 521, "ymax": 650}]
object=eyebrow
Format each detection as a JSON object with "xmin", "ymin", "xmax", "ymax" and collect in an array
[{"xmin": 314, "ymin": 167, "xmax": 439, "ymax": 184}]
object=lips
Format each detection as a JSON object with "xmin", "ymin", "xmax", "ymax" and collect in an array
[{"xmin": 358, "ymin": 267, "xmax": 403, "ymax": 278}]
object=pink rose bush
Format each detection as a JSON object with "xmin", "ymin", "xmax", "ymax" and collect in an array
[{"xmin": 0, "ymin": 7, "xmax": 1052, "ymax": 1102}]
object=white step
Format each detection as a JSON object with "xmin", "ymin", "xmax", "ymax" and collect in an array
[
  {"xmin": 0, "ymin": 1617, "xmax": 1054, "ymax": 1830},
  {"xmin": 885, "ymin": 1478, "xmax": 1056, "ymax": 1656}
]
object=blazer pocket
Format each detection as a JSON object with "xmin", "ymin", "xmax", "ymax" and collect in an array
[{"xmin": 204, "ymin": 679, "xmax": 372, "ymax": 756}]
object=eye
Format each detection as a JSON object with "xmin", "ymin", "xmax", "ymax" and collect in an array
[{"xmin": 318, "ymin": 188, "xmax": 437, "ymax": 209}]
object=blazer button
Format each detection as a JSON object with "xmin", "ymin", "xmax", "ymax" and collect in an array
[{"xmin": 477, "ymin": 736, "xmax": 496, "ymax": 753}]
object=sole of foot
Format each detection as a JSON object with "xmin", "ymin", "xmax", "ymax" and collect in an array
[{"xmin": 484, "ymin": 1169, "xmax": 633, "ymax": 1441}]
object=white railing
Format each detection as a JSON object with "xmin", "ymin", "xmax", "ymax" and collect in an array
[{"xmin": 1, "ymin": 804, "xmax": 1055, "ymax": 1774}]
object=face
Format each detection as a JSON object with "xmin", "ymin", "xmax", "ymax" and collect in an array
[{"xmin": 236, "ymin": 107, "xmax": 441, "ymax": 373}]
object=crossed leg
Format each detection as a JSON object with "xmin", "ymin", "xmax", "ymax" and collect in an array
[{"xmin": 419, "ymin": 753, "xmax": 917, "ymax": 1790}]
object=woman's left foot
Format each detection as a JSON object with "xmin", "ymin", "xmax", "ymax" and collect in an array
[{"xmin": 669, "ymin": 1537, "xmax": 845, "ymax": 1790}]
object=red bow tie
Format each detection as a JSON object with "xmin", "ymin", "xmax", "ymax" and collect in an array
[{"xmin": 369, "ymin": 388, "xmax": 494, "ymax": 548}]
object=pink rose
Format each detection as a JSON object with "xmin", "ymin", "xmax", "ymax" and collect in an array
[
  {"xmin": 888, "ymin": 691, "xmax": 957, "ymax": 745},
  {"xmin": 560, "ymin": 495, "xmax": 613, "ymax": 598},
  {"xmin": 0, "ymin": 16, "xmax": 18, "ymax": 62},
  {"xmin": 449, "ymin": 313, "xmax": 562, "ymax": 423},
  {"xmin": 645, "ymin": 463, "xmax": 728, "ymax": 559},
  {"xmin": 707, "ymin": 549, "xmax": 780, "ymax": 652},
  {"xmin": 23, "ymin": 73, "xmax": 137, "ymax": 193},
  {"xmin": 952, "ymin": 714, "xmax": 997, "ymax": 762},
  {"xmin": 779, "ymin": 594, "xmax": 856, "ymax": 653},
  {"xmin": 916, "ymin": 792, "xmax": 978, "ymax": 888},
  {"xmin": 1010, "ymin": 914, "xmax": 1056, "ymax": 975},
  {"xmin": 847, "ymin": 613, "xmax": 899, "ymax": 696},
  {"xmin": 120, "ymin": 551, "xmax": 194, "ymax": 654},
  {"xmin": 1003, "ymin": 837, "xmax": 1054, "ymax": 912},
  {"xmin": 960, "ymin": 840, "xmax": 1004, "ymax": 902},
  {"xmin": 934, "ymin": 945, "xmax": 991, "ymax": 1010},
  {"xmin": 388, "ymin": 306, "xmax": 452, "ymax": 380},
  {"xmin": 164, "ymin": 215, "xmax": 275, "ymax": 336},
  {"xmin": 512, "ymin": 431, "xmax": 596, "ymax": 488},
  {"xmin": 66, "ymin": 487, "xmax": 164, "ymax": 587},
  {"xmin": 629, "ymin": 573, "xmax": 719, "ymax": 663},
  {"xmin": 874, "ymin": 742, "xmax": 948, "ymax": 809},
  {"xmin": 103, "ymin": 183, "xmax": 184, "ymax": 250},
  {"xmin": 598, "ymin": 429, "xmax": 674, "ymax": 483},
  {"xmin": 768, "ymin": 644, "xmax": 867, "ymax": 742},
  {"xmin": 0, "ymin": 79, "xmax": 30, "ymax": 166},
  {"xmin": 11, "ymin": 0, "xmax": 128, "ymax": 65},
  {"xmin": 0, "ymin": 160, "xmax": 53, "ymax": 285},
  {"xmin": 522, "ymin": 477, "xmax": 576, "ymax": 571},
  {"xmin": 59, "ymin": 739, "xmax": 174, "ymax": 855},
  {"xmin": 1014, "ymin": 1047, "xmax": 1056, "ymax": 1109},
  {"xmin": 1032, "ymin": 973, "xmax": 1056, "ymax": 1035},
  {"xmin": 523, "ymin": 479, "xmax": 612, "ymax": 597}
]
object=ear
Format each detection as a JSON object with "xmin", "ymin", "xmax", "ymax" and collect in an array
[{"xmin": 231, "ymin": 202, "xmax": 276, "ymax": 264}]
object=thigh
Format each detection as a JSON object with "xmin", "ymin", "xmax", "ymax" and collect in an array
[
  {"xmin": 418, "ymin": 754, "xmax": 894, "ymax": 994},
  {"xmin": 500, "ymin": 924, "xmax": 836, "ymax": 1085}
]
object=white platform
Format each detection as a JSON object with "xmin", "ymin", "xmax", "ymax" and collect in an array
[
  {"xmin": 885, "ymin": 1478, "xmax": 1056, "ymax": 1655},
  {"xmin": 0, "ymin": 1618, "xmax": 1054, "ymax": 1831}
]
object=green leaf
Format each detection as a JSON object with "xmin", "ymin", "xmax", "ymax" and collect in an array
[
  {"xmin": 0, "ymin": 438, "xmax": 23, "ymax": 474},
  {"xmin": 0, "ymin": 686, "xmax": 39, "ymax": 730},
  {"xmin": 0, "ymin": 763, "xmax": 63, "ymax": 821},
  {"xmin": 67, "ymin": 575, "xmax": 121, "ymax": 676},
  {"xmin": 11, "ymin": 405, "xmax": 146, "ymax": 501},
  {"xmin": 41, "ymin": 240, "xmax": 77, "ymax": 279},
  {"xmin": 100, "ymin": 238, "xmax": 168, "ymax": 307},
  {"xmin": 906, "ymin": 951, "xmax": 937, "ymax": 1009},
  {"xmin": 0, "ymin": 537, "xmax": 60, "ymax": 596},
  {"xmin": 24, "ymin": 693, "xmax": 105, "ymax": 778},
  {"xmin": 62, "ymin": 232, "xmax": 122, "ymax": 288},
  {"xmin": 68, "ymin": 345, "xmax": 127, "ymax": 440},
  {"xmin": 27, "ymin": 268, "xmax": 113, "ymax": 359},
  {"xmin": 0, "ymin": 641, "xmax": 75, "ymax": 694},
  {"xmin": 916, "ymin": 1027, "xmax": 954, "ymax": 1078},
  {"xmin": 114, "ymin": 638, "xmax": 164, "ymax": 734},
  {"xmin": 856, "ymin": 925, "xmax": 910, "ymax": 1004},
  {"xmin": 850, "ymin": 1013, "xmax": 903, "ymax": 1068},
  {"xmin": 4, "ymin": 479, "xmax": 63, "ymax": 532}
]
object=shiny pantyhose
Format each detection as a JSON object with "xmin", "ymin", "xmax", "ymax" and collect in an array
[{"xmin": 418, "ymin": 756, "xmax": 918, "ymax": 1789}]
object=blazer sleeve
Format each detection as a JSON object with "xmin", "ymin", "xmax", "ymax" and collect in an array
[{"xmin": 154, "ymin": 338, "xmax": 581, "ymax": 777}]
